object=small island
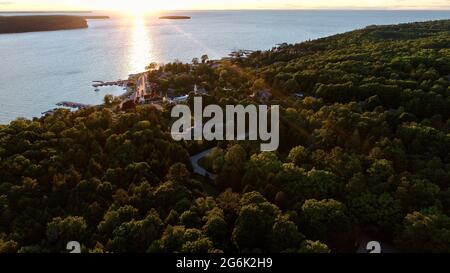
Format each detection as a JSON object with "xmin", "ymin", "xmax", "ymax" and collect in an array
[
  {"xmin": 159, "ymin": 16, "xmax": 191, "ymax": 20},
  {"xmin": 0, "ymin": 15, "xmax": 109, "ymax": 34}
]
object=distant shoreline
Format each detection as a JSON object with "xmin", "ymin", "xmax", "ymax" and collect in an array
[
  {"xmin": 0, "ymin": 11, "xmax": 92, "ymax": 14},
  {"xmin": 159, "ymin": 16, "xmax": 191, "ymax": 20},
  {"xmin": 0, "ymin": 15, "xmax": 109, "ymax": 34},
  {"xmin": 83, "ymin": 16, "xmax": 110, "ymax": 19}
]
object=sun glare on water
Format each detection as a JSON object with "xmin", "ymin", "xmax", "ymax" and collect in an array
[{"xmin": 128, "ymin": 14, "xmax": 153, "ymax": 73}]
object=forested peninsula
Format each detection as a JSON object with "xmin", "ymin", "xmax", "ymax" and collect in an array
[
  {"xmin": 0, "ymin": 15, "xmax": 108, "ymax": 34},
  {"xmin": 0, "ymin": 20, "xmax": 449, "ymax": 253}
]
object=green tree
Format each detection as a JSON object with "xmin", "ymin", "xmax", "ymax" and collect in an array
[
  {"xmin": 203, "ymin": 214, "xmax": 228, "ymax": 244},
  {"xmin": 97, "ymin": 205, "xmax": 139, "ymax": 236},
  {"xmin": 218, "ymin": 144, "xmax": 247, "ymax": 191},
  {"xmin": 104, "ymin": 94, "xmax": 114, "ymax": 106},
  {"xmin": 180, "ymin": 210, "xmax": 202, "ymax": 229},
  {"xmin": 396, "ymin": 208, "xmax": 450, "ymax": 252},
  {"xmin": 348, "ymin": 193, "xmax": 402, "ymax": 234},
  {"xmin": 298, "ymin": 240, "xmax": 331, "ymax": 253},
  {"xmin": 110, "ymin": 210, "xmax": 163, "ymax": 252},
  {"xmin": 287, "ymin": 145, "xmax": 310, "ymax": 167},
  {"xmin": 46, "ymin": 216, "xmax": 87, "ymax": 251},
  {"xmin": 232, "ymin": 192, "xmax": 280, "ymax": 251},
  {"xmin": 269, "ymin": 215, "xmax": 304, "ymax": 252},
  {"xmin": 166, "ymin": 163, "xmax": 191, "ymax": 184},
  {"xmin": 301, "ymin": 199, "xmax": 351, "ymax": 245}
]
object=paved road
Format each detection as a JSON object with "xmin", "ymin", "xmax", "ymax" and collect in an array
[
  {"xmin": 136, "ymin": 74, "xmax": 148, "ymax": 99},
  {"xmin": 190, "ymin": 148, "xmax": 217, "ymax": 179},
  {"xmin": 189, "ymin": 131, "xmax": 249, "ymax": 179}
]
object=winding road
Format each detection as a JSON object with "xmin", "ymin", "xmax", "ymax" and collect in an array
[
  {"xmin": 190, "ymin": 148, "xmax": 217, "ymax": 179},
  {"xmin": 189, "ymin": 129, "xmax": 250, "ymax": 179}
]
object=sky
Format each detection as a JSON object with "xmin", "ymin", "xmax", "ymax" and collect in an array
[{"xmin": 0, "ymin": 0, "xmax": 449, "ymax": 12}]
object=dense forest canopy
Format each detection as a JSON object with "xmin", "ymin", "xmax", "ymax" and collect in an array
[{"xmin": 0, "ymin": 20, "xmax": 449, "ymax": 253}]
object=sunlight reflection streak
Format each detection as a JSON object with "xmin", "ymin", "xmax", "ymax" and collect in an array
[{"xmin": 128, "ymin": 15, "xmax": 153, "ymax": 74}]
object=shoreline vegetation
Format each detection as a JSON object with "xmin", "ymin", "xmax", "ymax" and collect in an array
[
  {"xmin": 0, "ymin": 15, "xmax": 109, "ymax": 34},
  {"xmin": 0, "ymin": 19, "xmax": 449, "ymax": 253}
]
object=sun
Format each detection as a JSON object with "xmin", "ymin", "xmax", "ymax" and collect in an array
[{"xmin": 113, "ymin": 0, "xmax": 167, "ymax": 16}]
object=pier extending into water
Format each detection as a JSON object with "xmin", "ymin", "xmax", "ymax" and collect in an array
[
  {"xmin": 92, "ymin": 80, "xmax": 128, "ymax": 88},
  {"xmin": 56, "ymin": 101, "xmax": 91, "ymax": 109}
]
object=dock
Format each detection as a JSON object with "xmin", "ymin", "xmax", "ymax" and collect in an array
[
  {"xmin": 56, "ymin": 101, "xmax": 91, "ymax": 109},
  {"xmin": 92, "ymin": 80, "xmax": 128, "ymax": 88}
]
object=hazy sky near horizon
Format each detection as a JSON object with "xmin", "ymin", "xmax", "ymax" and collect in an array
[{"xmin": 0, "ymin": 0, "xmax": 449, "ymax": 12}]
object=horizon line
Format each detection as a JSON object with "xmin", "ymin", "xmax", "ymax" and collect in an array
[{"xmin": 1, "ymin": 8, "xmax": 450, "ymax": 13}]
